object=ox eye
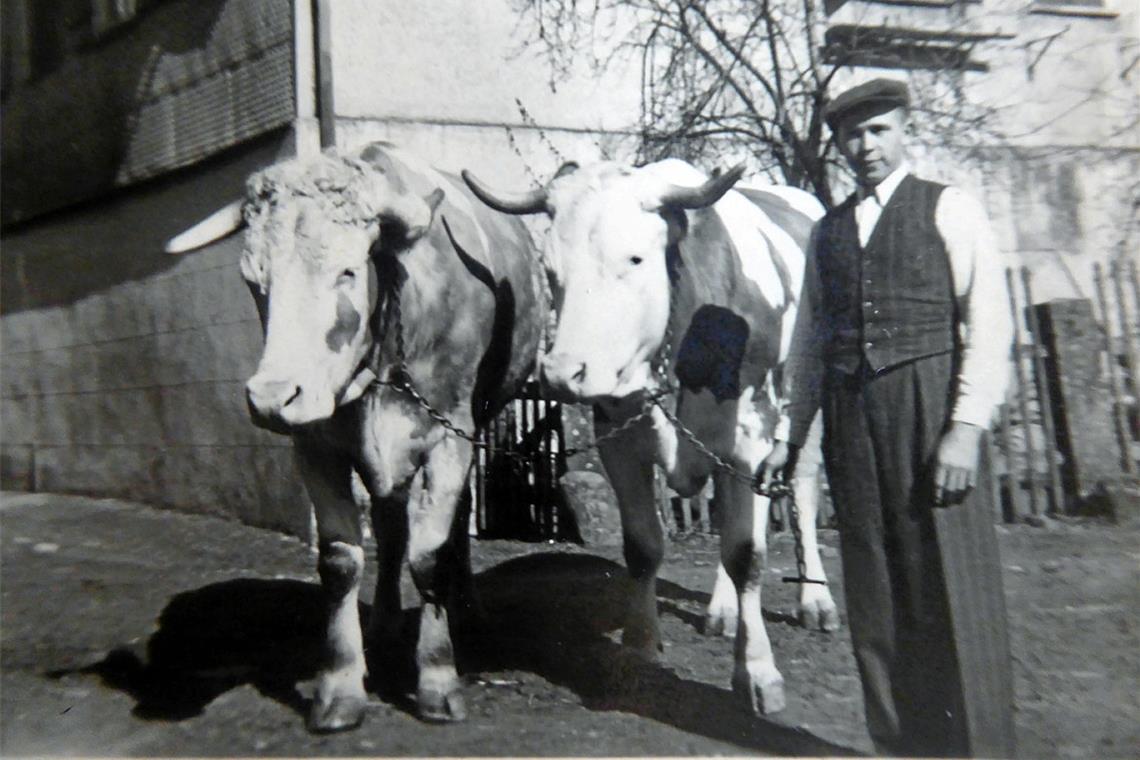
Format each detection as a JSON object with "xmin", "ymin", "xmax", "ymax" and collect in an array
[
  {"xmin": 336, "ymin": 269, "xmax": 357, "ymax": 287},
  {"xmin": 629, "ymin": 256, "xmax": 643, "ymax": 266}
]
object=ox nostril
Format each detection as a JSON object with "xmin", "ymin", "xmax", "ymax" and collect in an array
[
  {"xmin": 247, "ymin": 378, "xmax": 301, "ymax": 415},
  {"xmin": 281, "ymin": 385, "xmax": 302, "ymax": 409},
  {"xmin": 571, "ymin": 362, "xmax": 587, "ymax": 383}
]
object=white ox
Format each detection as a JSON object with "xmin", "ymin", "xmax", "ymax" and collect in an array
[
  {"xmin": 167, "ymin": 143, "xmax": 546, "ymax": 731},
  {"xmin": 463, "ymin": 159, "xmax": 839, "ymax": 714}
]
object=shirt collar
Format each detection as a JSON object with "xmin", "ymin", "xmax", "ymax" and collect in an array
[{"xmin": 858, "ymin": 162, "xmax": 910, "ymax": 206}]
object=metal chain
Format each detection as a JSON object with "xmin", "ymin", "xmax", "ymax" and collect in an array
[
  {"xmin": 369, "ymin": 263, "xmax": 822, "ymax": 584},
  {"xmin": 651, "ymin": 397, "xmax": 823, "ymax": 585},
  {"xmin": 371, "ymin": 283, "xmax": 539, "ymax": 467},
  {"xmin": 564, "ymin": 323, "xmax": 676, "ymax": 457}
]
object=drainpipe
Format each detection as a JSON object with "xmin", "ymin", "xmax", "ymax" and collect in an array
[{"xmin": 293, "ymin": 0, "xmax": 336, "ymax": 157}]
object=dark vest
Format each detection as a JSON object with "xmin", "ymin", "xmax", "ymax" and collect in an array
[{"xmin": 816, "ymin": 175, "xmax": 957, "ymax": 374}]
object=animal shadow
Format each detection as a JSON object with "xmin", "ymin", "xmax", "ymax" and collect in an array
[
  {"xmin": 60, "ymin": 554, "xmax": 855, "ymax": 755},
  {"xmin": 461, "ymin": 552, "xmax": 859, "ymax": 756},
  {"xmin": 54, "ymin": 578, "xmax": 327, "ymax": 721}
]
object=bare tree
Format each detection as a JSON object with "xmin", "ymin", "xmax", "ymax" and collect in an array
[{"xmin": 511, "ymin": 0, "xmax": 1004, "ymax": 208}]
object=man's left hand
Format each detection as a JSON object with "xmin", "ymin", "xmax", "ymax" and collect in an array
[{"xmin": 934, "ymin": 422, "xmax": 984, "ymax": 505}]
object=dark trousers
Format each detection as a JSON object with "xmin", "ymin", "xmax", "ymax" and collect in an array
[{"xmin": 822, "ymin": 353, "xmax": 1016, "ymax": 758}]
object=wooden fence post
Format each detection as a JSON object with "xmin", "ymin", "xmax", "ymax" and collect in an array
[
  {"xmin": 679, "ymin": 493, "xmax": 692, "ymax": 533},
  {"xmin": 1129, "ymin": 259, "xmax": 1140, "ymax": 333},
  {"xmin": 999, "ymin": 400, "xmax": 1022, "ymax": 522},
  {"xmin": 696, "ymin": 480, "xmax": 712, "ymax": 533},
  {"xmin": 1108, "ymin": 259, "xmax": 1135, "ymax": 476},
  {"xmin": 1021, "ymin": 267, "xmax": 1065, "ymax": 513},
  {"xmin": 1110, "ymin": 259, "xmax": 1139, "ymax": 409},
  {"xmin": 1006, "ymin": 267, "xmax": 1041, "ymax": 516},
  {"xmin": 1094, "ymin": 263, "xmax": 1136, "ymax": 476}
]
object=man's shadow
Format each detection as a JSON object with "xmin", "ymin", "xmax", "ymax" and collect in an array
[{"xmin": 59, "ymin": 553, "xmax": 856, "ymax": 756}]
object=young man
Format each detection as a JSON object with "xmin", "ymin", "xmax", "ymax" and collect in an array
[{"xmin": 758, "ymin": 79, "xmax": 1016, "ymax": 757}]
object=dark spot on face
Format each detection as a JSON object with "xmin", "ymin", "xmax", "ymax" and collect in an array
[{"xmin": 326, "ymin": 292, "xmax": 361, "ymax": 352}]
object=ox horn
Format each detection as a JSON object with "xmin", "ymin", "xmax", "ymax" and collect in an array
[
  {"xmin": 460, "ymin": 170, "xmax": 548, "ymax": 215},
  {"xmin": 164, "ymin": 199, "xmax": 246, "ymax": 254},
  {"xmin": 656, "ymin": 163, "xmax": 747, "ymax": 210}
]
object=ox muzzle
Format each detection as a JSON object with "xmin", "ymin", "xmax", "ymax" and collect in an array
[{"xmin": 245, "ymin": 376, "xmax": 306, "ymax": 434}]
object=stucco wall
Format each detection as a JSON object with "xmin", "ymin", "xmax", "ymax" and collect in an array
[
  {"xmin": 828, "ymin": 0, "xmax": 1137, "ymax": 302},
  {"xmin": 0, "ymin": 131, "xmax": 310, "ymax": 537},
  {"xmin": 326, "ymin": 0, "xmax": 643, "ymax": 186}
]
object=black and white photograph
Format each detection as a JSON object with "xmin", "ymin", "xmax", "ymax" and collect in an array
[{"xmin": 1, "ymin": 0, "xmax": 1137, "ymax": 756}]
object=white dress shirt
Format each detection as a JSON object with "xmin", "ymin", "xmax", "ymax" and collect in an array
[{"xmin": 776, "ymin": 164, "xmax": 1012, "ymax": 438}]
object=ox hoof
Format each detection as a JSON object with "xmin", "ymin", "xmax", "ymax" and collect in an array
[
  {"xmin": 307, "ymin": 694, "xmax": 367, "ymax": 734},
  {"xmin": 732, "ymin": 666, "xmax": 786, "ymax": 715},
  {"xmin": 418, "ymin": 688, "xmax": 467, "ymax": 723},
  {"xmin": 799, "ymin": 601, "xmax": 841, "ymax": 633},
  {"xmin": 703, "ymin": 610, "xmax": 738, "ymax": 638}
]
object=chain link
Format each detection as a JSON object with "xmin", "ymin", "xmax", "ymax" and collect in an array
[
  {"xmin": 372, "ymin": 283, "xmax": 537, "ymax": 467},
  {"xmin": 371, "ymin": 265, "xmax": 822, "ymax": 584},
  {"xmin": 651, "ymin": 398, "xmax": 823, "ymax": 585}
]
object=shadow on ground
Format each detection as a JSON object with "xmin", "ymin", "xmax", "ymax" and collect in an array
[
  {"xmin": 51, "ymin": 579, "xmax": 325, "ymax": 722},
  {"xmin": 59, "ymin": 552, "xmax": 857, "ymax": 756}
]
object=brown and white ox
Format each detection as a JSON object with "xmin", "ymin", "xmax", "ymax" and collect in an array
[
  {"xmin": 462, "ymin": 159, "xmax": 839, "ymax": 714},
  {"xmin": 167, "ymin": 143, "xmax": 545, "ymax": 731}
]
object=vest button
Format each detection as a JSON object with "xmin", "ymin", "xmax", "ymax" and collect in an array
[
  {"xmin": 864, "ymin": 341, "xmax": 874, "ymax": 350},
  {"xmin": 863, "ymin": 300, "xmax": 873, "ymax": 308}
]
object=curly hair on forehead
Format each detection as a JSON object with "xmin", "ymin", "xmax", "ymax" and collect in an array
[{"xmin": 244, "ymin": 152, "xmax": 388, "ymax": 229}]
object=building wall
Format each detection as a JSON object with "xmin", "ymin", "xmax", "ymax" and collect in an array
[
  {"xmin": 326, "ymin": 0, "xmax": 644, "ymax": 183},
  {"xmin": 1, "ymin": 0, "xmax": 1132, "ymax": 531},
  {"xmin": 0, "ymin": 131, "xmax": 311, "ymax": 536},
  {"xmin": 0, "ymin": 0, "xmax": 646, "ymax": 533},
  {"xmin": 0, "ymin": 0, "xmax": 295, "ymax": 225},
  {"xmin": 828, "ymin": 0, "xmax": 1138, "ymax": 302}
]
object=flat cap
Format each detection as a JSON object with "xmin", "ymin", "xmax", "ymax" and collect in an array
[{"xmin": 824, "ymin": 78, "xmax": 910, "ymax": 129}]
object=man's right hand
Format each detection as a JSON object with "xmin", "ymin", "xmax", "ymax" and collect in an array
[{"xmin": 755, "ymin": 440, "xmax": 795, "ymax": 489}]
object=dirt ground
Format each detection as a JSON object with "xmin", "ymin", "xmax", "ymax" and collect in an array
[{"xmin": 1, "ymin": 491, "xmax": 1137, "ymax": 757}]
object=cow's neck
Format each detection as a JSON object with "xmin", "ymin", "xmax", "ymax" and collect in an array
[
  {"xmin": 664, "ymin": 206, "xmax": 784, "ymax": 398},
  {"xmin": 366, "ymin": 219, "xmax": 482, "ymax": 409}
]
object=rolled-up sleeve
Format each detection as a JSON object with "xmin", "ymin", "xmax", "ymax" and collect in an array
[{"xmin": 935, "ymin": 187, "xmax": 1013, "ymax": 428}]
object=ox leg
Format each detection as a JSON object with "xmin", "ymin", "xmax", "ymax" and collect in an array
[
  {"xmin": 704, "ymin": 480, "xmax": 738, "ymax": 637},
  {"xmin": 407, "ymin": 435, "xmax": 472, "ymax": 722},
  {"xmin": 789, "ymin": 470, "xmax": 840, "ymax": 632},
  {"xmin": 704, "ymin": 562, "xmax": 739, "ymax": 638},
  {"xmin": 597, "ymin": 428, "xmax": 663, "ymax": 657},
  {"xmin": 717, "ymin": 470, "xmax": 786, "ymax": 715},
  {"xmin": 366, "ymin": 488, "xmax": 410, "ymax": 690},
  {"xmin": 294, "ymin": 440, "xmax": 369, "ymax": 733}
]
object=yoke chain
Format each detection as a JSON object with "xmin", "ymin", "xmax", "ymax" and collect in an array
[
  {"xmin": 368, "ymin": 270, "xmax": 822, "ymax": 585},
  {"xmin": 650, "ymin": 399, "xmax": 823, "ymax": 585}
]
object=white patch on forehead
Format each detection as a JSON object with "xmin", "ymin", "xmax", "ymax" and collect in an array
[
  {"xmin": 551, "ymin": 165, "xmax": 667, "ymax": 267},
  {"xmin": 595, "ymin": 191, "xmax": 665, "ymax": 253},
  {"xmin": 383, "ymin": 146, "xmax": 490, "ymax": 255}
]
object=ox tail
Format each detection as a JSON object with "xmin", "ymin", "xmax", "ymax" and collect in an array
[{"xmin": 165, "ymin": 199, "xmax": 245, "ymax": 254}]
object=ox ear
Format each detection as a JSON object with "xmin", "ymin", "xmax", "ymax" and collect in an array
[{"xmin": 375, "ymin": 187, "xmax": 445, "ymax": 251}]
